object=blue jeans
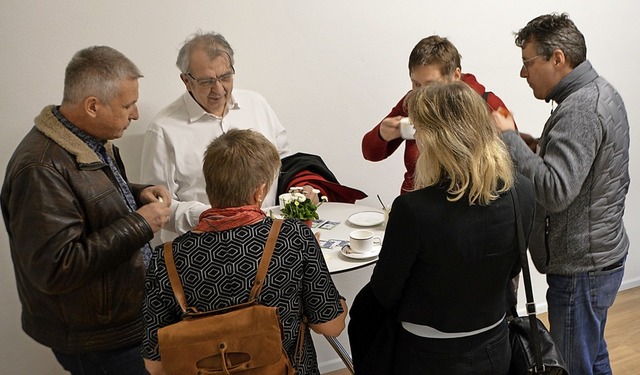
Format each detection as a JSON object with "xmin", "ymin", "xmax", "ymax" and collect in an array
[
  {"xmin": 52, "ymin": 343, "xmax": 147, "ymax": 375},
  {"xmin": 546, "ymin": 260, "xmax": 624, "ymax": 375}
]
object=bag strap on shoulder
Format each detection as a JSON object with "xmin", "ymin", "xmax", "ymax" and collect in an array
[
  {"xmin": 164, "ymin": 241, "xmax": 190, "ymax": 313},
  {"xmin": 482, "ymin": 91, "xmax": 491, "ymax": 102},
  {"xmin": 511, "ymin": 187, "xmax": 545, "ymax": 372},
  {"xmin": 249, "ymin": 219, "xmax": 283, "ymax": 301},
  {"xmin": 162, "ymin": 218, "xmax": 284, "ymax": 313}
]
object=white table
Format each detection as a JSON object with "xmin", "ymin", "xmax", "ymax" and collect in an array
[
  {"xmin": 266, "ymin": 202, "xmax": 386, "ymax": 374},
  {"xmin": 266, "ymin": 202, "xmax": 386, "ymax": 274}
]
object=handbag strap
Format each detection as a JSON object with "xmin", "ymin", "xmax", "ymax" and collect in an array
[
  {"xmin": 164, "ymin": 241, "xmax": 190, "ymax": 313},
  {"xmin": 511, "ymin": 187, "xmax": 545, "ymax": 372},
  {"xmin": 249, "ymin": 219, "xmax": 283, "ymax": 301},
  {"xmin": 163, "ymin": 218, "xmax": 283, "ymax": 313}
]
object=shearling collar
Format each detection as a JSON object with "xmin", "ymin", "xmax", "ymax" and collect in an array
[{"xmin": 34, "ymin": 105, "xmax": 116, "ymax": 166}]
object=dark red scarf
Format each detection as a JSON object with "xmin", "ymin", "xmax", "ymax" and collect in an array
[{"xmin": 193, "ymin": 205, "xmax": 266, "ymax": 232}]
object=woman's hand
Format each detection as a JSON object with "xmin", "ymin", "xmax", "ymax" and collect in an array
[{"xmin": 144, "ymin": 359, "xmax": 168, "ymax": 375}]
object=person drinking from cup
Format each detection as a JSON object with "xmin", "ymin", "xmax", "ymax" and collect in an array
[
  {"xmin": 361, "ymin": 35, "xmax": 528, "ymax": 196},
  {"xmin": 351, "ymin": 82, "xmax": 535, "ymax": 374}
]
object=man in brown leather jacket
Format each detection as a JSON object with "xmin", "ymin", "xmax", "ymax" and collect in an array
[{"xmin": 1, "ymin": 46, "xmax": 172, "ymax": 374}]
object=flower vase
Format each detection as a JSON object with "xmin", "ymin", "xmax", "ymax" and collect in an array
[{"xmin": 303, "ymin": 219, "xmax": 313, "ymax": 228}]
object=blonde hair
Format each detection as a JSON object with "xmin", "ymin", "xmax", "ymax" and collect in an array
[
  {"xmin": 203, "ymin": 129, "xmax": 280, "ymax": 208},
  {"xmin": 407, "ymin": 82, "xmax": 513, "ymax": 205}
]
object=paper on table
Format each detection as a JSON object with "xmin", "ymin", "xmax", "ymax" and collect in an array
[
  {"xmin": 312, "ymin": 219, "xmax": 341, "ymax": 229},
  {"xmin": 319, "ymin": 239, "xmax": 348, "ymax": 249}
]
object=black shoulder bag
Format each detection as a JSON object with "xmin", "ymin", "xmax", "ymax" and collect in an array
[{"xmin": 509, "ymin": 188, "xmax": 569, "ymax": 375}]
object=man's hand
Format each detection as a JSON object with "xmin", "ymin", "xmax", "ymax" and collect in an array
[
  {"xmin": 492, "ymin": 108, "xmax": 539, "ymax": 153},
  {"xmin": 492, "ymin": 107, "xmax": 516, "ymax": 132},
  {"xmin": 519, "ymin": 132, "xmax": 539, "ymax": 153},
  {"xmin": 139, "ymin": 185, "xmax": 171, "ymax": 205},
  {"xmin": 137, "ymin": 185, "xmax": 171, "ymax": 232},
  {"xmin": 379, "ymin": 116, "xmax": 403, "ymax": 142}
]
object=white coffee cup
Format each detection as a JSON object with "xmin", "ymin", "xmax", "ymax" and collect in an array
[
  {"xmin": 349, "ymin": 230, "xmax": 382, "ymax": 253},
  {"xmin": 400, "ymin": 117, "xmax": 415, "ymax": 140}
]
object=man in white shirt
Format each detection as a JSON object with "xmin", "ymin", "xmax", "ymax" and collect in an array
[
  {"xmin": 141, "ymin": 31, "xmax": 365, "ymax": 242},
  {"xmin": 141, "ymin": 31, "xmax": 297, "ymax": 241}
]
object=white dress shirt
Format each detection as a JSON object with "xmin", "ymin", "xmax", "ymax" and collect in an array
[{"xmin": 140, "ymin": 90, "xmax": 290, "ymax": 241}]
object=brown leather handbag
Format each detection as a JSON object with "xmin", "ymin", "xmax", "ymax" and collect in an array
[{"xmin": 158, "ymin": 219, "xmax": 296, "ymax": 375}]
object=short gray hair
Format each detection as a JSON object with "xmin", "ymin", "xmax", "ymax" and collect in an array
[
  {"xmin": 62, "ymin": 46, "xmax": 142, "ymax": 105},
  {"xmin": 176, "ymin": 31, "xmax": 234, "ymax": 74}
]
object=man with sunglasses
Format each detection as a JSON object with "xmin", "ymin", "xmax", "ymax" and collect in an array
[{"xmin": 493, "ymin": 13, "xmax": 629, "ymax": 375}]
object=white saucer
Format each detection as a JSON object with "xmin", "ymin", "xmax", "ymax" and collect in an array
[
  {"xmin": 341, "ymin": 244, "xmax": 381, "ymax": 260},
  {"xmin": 348, "ymin": 211, "xmax": 385, "ymax": 227}
]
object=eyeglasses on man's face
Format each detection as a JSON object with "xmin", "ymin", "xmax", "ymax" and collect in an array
[
  {"xmin": 186, "ymin": 67, "xmax": 235, "ymax": 88},
  {"xmin": 521, "ymin": 54, "xmax": 545, "ymax": 71}
]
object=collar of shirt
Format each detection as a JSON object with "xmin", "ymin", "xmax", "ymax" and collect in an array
[{"xmin": 183, "ymin": 91, "xmax": 241, "ymax": 124}]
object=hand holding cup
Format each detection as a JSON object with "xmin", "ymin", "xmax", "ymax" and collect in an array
[{"xmin": 400, "ymin": 117, "xmax": 415, "ymax": 140}]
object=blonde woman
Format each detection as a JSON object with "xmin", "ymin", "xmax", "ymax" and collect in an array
[{"xmin": 363, "ymin": 82, "xmax": 535, "ymax": 374}]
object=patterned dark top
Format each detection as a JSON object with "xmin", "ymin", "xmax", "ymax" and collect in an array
[{"xmin": 142, "ymin": 217, "xmax": 344, "ymax": 374}]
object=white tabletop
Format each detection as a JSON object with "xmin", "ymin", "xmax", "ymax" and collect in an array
[{"xmin": 266, "ymin": 202, "xmax": 386, "ymax": 274}]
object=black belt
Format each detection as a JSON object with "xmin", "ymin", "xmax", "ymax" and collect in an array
[{"xmin": 600, "ymin": 260, "xmax": 624, "ymax": 271}]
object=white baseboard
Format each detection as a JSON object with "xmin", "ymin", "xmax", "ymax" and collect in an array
[{"xmin": 620, "ymin": 276, "xmax": 640, "ymax": 290}]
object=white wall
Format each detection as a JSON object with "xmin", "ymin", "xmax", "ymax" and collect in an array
[{"xmin": 1, "ymin": 1, "xmax": 638, "ymax": 373}]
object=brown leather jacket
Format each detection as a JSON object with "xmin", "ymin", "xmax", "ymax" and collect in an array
[{"xmin": 1, "ymin": 106, "xmax": 153, "ymax": 353}]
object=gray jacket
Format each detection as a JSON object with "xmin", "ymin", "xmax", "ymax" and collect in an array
[{"xmin": 503, "ymin": 61, "xmax": 629, "ymax": 274}]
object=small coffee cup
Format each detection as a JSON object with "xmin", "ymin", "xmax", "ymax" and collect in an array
[
  {"xmin": 349, "ymin": 230, "xmax": 382, "ymax": 253},
  {"xmin": 400, "ymin": 117, "xmax": 415, "ymax": 140}
]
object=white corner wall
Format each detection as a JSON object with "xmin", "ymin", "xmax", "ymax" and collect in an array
[{"xmin": 1, "ymin": 1, "xmax": 638, "ymax": 373}]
